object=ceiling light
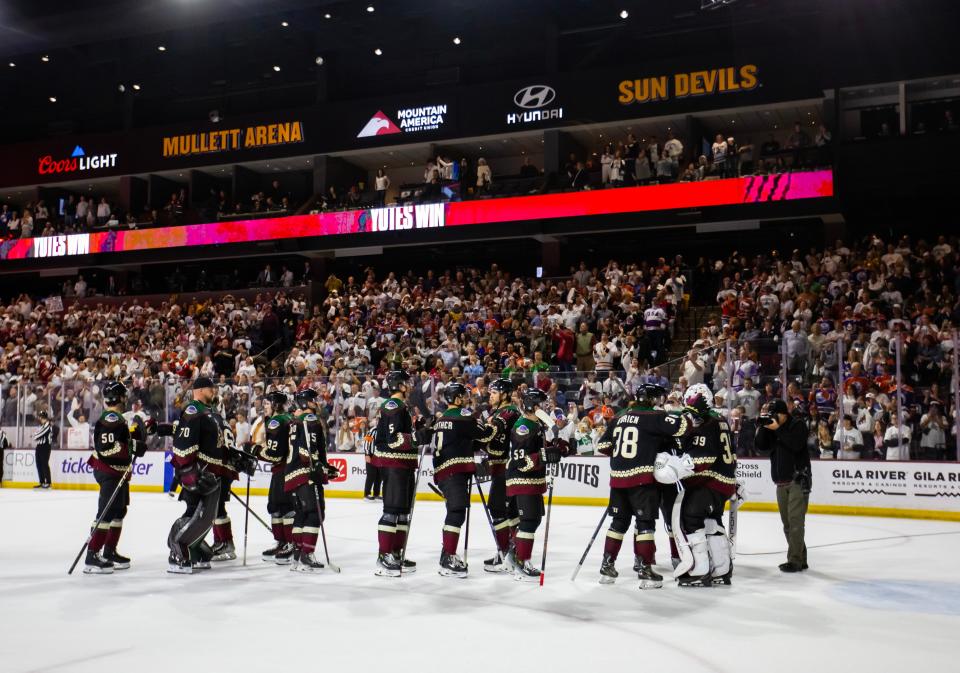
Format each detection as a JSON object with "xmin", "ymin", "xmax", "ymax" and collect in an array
[
  {"xmin": 367, "ymin": 5, "xmax": 375, "ymax": 12},
  {"xmin": 118, "ymin": 84, "xmax": 126, "ymax": 93},
  {"xmin": 453, "ymin": 37, "xmax": 461, "ymax": 45},
  {"xmin": 620, "ymin": 10, "xmax": 629, "ymax": 19},
  {"xmin": 7, "ymin": 62, "xmax": 14, "ymax": 68},
  {"xmin": 315, "ymin": 56, "xmax": 324, "ymax": 65},
  {"xmin": 273, "ymin": 65, "xmax": 281, "ymax": 72},
  {"xmin": 49, "ymin": 96, "xmax": 57, "ymax": 103},
  {"xmin": 281, "ymin": 21, "xmax": 289, "ymax": 27},
  {"xmin": 324, "ymin": 13, "xmax": 332, "ymax": 19},
  {"xmin": 374, "ymin": 48, "xmax": 383, "ymax": 56},
  {"xmin": 132, "ymin": 84, "xmax": 141, "ymax": 91},
  {"xmin": 41, "ymin": 55, "xmax": 50, "ymax": 62},
  {"xmin": 157, "ymin": 45, "xmax": 166, "ymax": 52}
]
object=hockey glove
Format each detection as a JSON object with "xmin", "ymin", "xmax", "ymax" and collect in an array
[
  {"xmin": 474, "ymin": 456, "xmax": 491, "ymax": 481},
  {"xmin": 197, "ymin": 471, "xmax": 220, "ymax": 496},
  {"xmin": 543, "ymin": 439, "xmax": 569, "ymax": 464},
  {"xmin": 323, "ymin": 462, "xmax": 340, "ymax": 480},
  {"xmin": 179, "ymin": 463, "xmax": 200, "ymax": 491},
  {"xmin": 129, "ymin": 422, "xmax": 148, "ymax": 443},
  {"xmin": 156, "ymin": 423, "xmax": 176, "ymax": 437},
  {"xmin": 132, "ymin": 439, "xmax": 148, "ymax": 458}
]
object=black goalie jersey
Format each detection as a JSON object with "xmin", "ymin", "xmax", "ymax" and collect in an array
[
  {"xmin": 680, "ymin": 413, "xmax": 737, "ymax": 497},
  {"xmin": 431, "ymin": 407, "xmax": 496, "ymax": 482},
  {"xmin": 172, "ymin": 400, "xmax": 225, "ymax": 475},
  {"xmin": 596, "ymin": 403, "xmax": 690, "ymax": 488},
  {"xmin": 285, "ymin": 412, "xmax": 327, "ymax": 492}
]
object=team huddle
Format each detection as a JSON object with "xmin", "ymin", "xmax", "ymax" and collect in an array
[{"xmin": 78, "ymin": 373, "xmax": 743, "ymax": 588}]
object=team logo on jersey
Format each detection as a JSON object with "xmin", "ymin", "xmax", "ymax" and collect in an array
[
  {"xmin": 516, "ymin": 424, "xmax": 530, "ymax": 436},
  {"xmin": 460, "ymin": 409, "xmax": 472, "ymax": 417},
  {"xmin": 268, "ymin": 419, "xmax": 281, "ymax": 430},
  {"xmin": 384, "ymin": 400, "xmax": 399, "ymax": 410},
  {"xmin": 185, "ymin": 405, "xmax": 199, "ymax": 415},
  {"xmin": 104, "ymin": 412, "xmax": 120, "ymax": 423},
  {"xmin": 304, "ymin": 413, "xmax": 318, "ymax": 421}
]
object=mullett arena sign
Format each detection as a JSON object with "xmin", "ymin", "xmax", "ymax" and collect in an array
[
  {"xmin": 162, "ymin": 120, "xmax": 305, "ymax": 158},
  {"xmin": 618, "ymin": 64, "xmax": 759, "ymax": 104}
]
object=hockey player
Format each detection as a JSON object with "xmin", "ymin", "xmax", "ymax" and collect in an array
[
  {"xmin": 83, "ymin": 381, "xmax": 150, "ymax": 573},
  {"xmin": 254, "ymin": 390, "xmax": 298, "ymax": 564},
  {"xmin": 506, "ymin": 388, "xmax": 568, "ymax": 582},
  {"xmin": 657, "ymin": 384, "xmax": 738, "ymax": 587},
  {"xmin": 167, "ymin": 378, "xmax": 224, "ymax": 574},
  {"xmin": 209, "ymin": 410, "xmax": 239, "ymax": 562},
  {"xmin": 481, "ymin": 378, "xmax": 521, "ymax": 572},
  {"xmin": 595, "ymin": 383, "xmax": 695, "ymax": 588},
  {"xmin": 372, "ymin": 370, "xmax": 423, "ymax": 577},
  {"xmin": 431, "ymin": 382, "xmax": 497, "ymax": 577},
  {"xmin": 286, "ymin": 388, "xmax": 338, "ymax": 572}
]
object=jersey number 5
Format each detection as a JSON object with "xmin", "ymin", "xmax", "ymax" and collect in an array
[{"xmin": 611, "ymin": 426, "xmax": 639, "ymax": 459}]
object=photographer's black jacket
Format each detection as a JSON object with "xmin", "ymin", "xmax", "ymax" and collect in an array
[{"xmin": 755, "ymin": 416, "xmax": 810, "ymax": 484}]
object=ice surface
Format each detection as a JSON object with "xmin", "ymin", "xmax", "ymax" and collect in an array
[{"xmin": 1, "ymin": 488, "xmax": 957, "ymax": 673}]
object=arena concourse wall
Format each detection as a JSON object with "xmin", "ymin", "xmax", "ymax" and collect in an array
[{"xmin": 3, "ymin": 450, "xmax": 958, "ymax": 521}]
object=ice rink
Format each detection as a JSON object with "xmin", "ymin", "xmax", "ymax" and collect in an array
[{"xmin": 2, "ymin": 488, "xmax": 958, "ymax": 673}]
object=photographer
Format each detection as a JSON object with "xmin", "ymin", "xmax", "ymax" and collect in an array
[{"xmin": 755, "ymin": 399, "xmax": 811, "ymax": 573}]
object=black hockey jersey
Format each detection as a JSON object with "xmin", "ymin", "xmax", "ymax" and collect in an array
[
  {"xmin": 88, "ymin": 410, "xmax": 137, "ymax": 476},
  {"xmin": 285, "ymin": 412, "xmax": 326, "ymax": 492},
  {"xmin": 596, "ymin": 403, "xmax": 690, "ymax": 488},
  {"xmin": 432, "ymin": 407, "xmax": 496, "ymax": 482},
  {"xmin": 506, "ymin": 416, "xmax": 547, "ymax": 496},
  {"xmin": 257, "ymin": 413, "xmax": 295, "ymax": 475},
  {"xmin": 485, "ymin": 404, "xmax": 521, "ymax": 477},
  {"xmin": 372, "ymin": 396, "xmax": 417, "ymax": 470},
  {"xmin": 211, "ymin": 412, "xmax": 239, "ymax": 481},
  {"xmin": 172, "ymin": 400, "xmax": 225, "ymax": 475},
  {"xmin": 681, "ymin": 414, "xmax": 737, "ymax": 497}
]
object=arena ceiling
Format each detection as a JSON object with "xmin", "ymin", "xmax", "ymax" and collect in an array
[{"xmin": 0, "ymin": 0, "xmax": 954, "ymax": 145}]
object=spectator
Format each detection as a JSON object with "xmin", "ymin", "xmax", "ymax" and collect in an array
[
  {"xmin": 475, "ymin": 158, "xmax": 492, "ymax": 193},
  {"xmin": 519, "ymin": 156, "xmax": 540, "ymax": 179},
  {"xmin": 834, "ymin": 415, "xmax": 863, "ymax": 460},
  {"xmin": 711, "ymin": 134, "xmax": 728, "ymax": 178}
]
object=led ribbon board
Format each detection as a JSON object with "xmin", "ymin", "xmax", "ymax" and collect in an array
[{"xmin": 1, "ymin": 170, "xmax": 832, "ymax": 261}]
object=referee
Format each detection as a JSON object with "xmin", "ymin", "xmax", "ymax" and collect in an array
[
  {"xmin": 756, "ymin": 399, "xmax": 811, "ymax": 573},
  {"xmin": 34, "ymin": 410, "xmax": 54, "ymax": 489}
]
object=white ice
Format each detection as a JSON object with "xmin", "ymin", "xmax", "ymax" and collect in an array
[{"xmin": 1, "ymin": 489, "xmax": 957, "ymax": 673}]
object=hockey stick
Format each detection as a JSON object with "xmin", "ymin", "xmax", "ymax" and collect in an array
[
  {"xmin": 463, "ymin": 477, "xmax": 472, "ymax": 568},
  {"xmin": 229, "ymin": 489, "xmax": 272, "ymax": 532},
  {"xmin": 68, "ymin": 462, "xmax": 133, "ymax": 575},
  {"xmin": 242, "ymin": 473, "xmax": 251, "ymax": 566},
  {"xmin": 539, "ymin": 476, "xmax": 555, "ymax": 586},
  {"xmin": 314, "ymin": 484, "xmax": 341, "ymax": 573},
  {"xmin": 728, "ymin": 495, "xmax": 741, "ymax": 559},
  {"xmin": 570, "ymin": 507, "xmax": 608, "ymax": 582},
  {"xmin": 472, "ymin": 474, "xmax": 499, "ymax": 547},
  {"xmin": 398, "ymin": 440, "xmax": 431, "ymax": 576}
]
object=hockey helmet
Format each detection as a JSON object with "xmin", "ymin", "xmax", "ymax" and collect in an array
[
  {"xmin": 385, "ymin": 370, "xmax": 410, "ymax": 393},
  {"xmin": 520, "ymin": 388, "xmax": 548, "ymax": 413},
  {"xmin": 635, "ymin": 383, "xmax": 666, "ymax": 406},
  {"xmin": 683, "ymin": 383, "xmax": 714, "ymax": 418},
  {"xmin": 102, "ymin": 380, "xmax": 128, "ymax": 406},
  {"xmin": 488, "ymin": 378, "xmax": 514, "ymax": 395},
  {"xmin": 294, "ymin": 388, "xmax": 319, "ymax": 410},
  {"xmin": 266, "ymin": 390, "xmax": 289, "ymax": 410},
  {"xmin": 443, "ymin": 382, "xmax": 469, "ymax": 406}
]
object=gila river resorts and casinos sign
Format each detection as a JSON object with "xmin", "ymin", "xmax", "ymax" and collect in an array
[{"xmin": 0, "ymin": 170, "xmax": 834, "ymax": 261}]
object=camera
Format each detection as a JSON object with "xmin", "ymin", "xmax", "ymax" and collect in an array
[{"xmin": 757, "ymin": 414, "xmax": 775, "ymax": 428}]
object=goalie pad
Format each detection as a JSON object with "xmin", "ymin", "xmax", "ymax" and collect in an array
[
  {"xmin": 707, "ymin": 531, "xmax": 732, "ymax": 577},
  {"xmin": 671, "ymin": 486, "xmax": 695, "ymax": 576}
]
